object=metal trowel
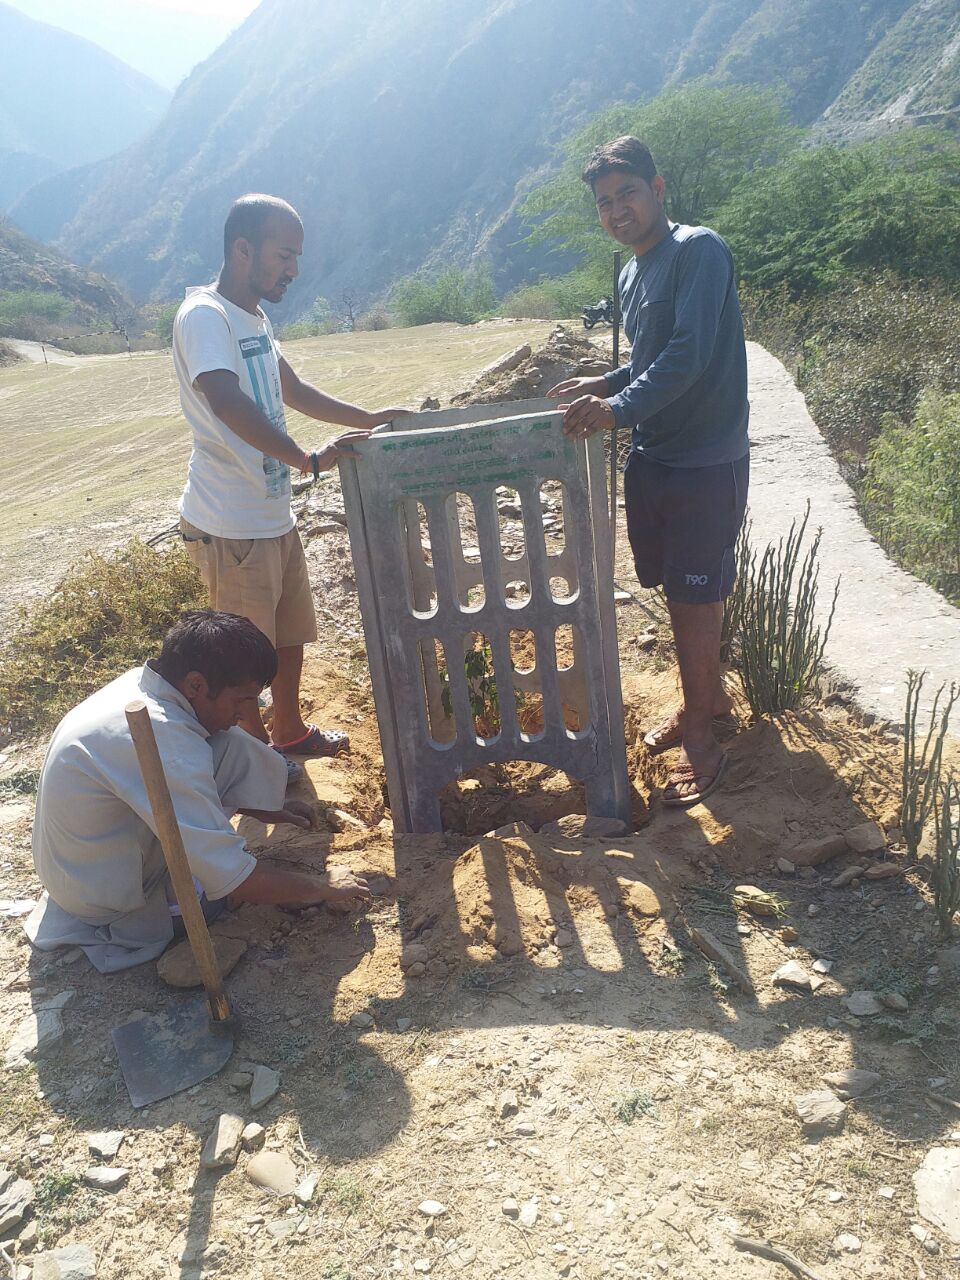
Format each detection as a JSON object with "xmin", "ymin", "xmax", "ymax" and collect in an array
[{"xmin": 112, "ymin": 701, "xmax": 236, "ymax": 1107}]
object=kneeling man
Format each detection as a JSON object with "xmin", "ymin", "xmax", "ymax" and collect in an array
[{"xmin": 26, "ymin": 609, "xmax": 370, "ymax": 973}]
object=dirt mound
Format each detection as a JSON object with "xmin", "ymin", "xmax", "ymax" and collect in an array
[
  {"xmin": 450, "ymin": 323, "xmax": 610, "ymax": 406},
  {"xmin": 396, "ymin": 830, "xmax": 678, "ymax": 976}
]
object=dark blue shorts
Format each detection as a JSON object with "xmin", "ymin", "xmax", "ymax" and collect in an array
[{"xmin": 624, "ymin": 451, "xmax": 749, "ymax": 604}]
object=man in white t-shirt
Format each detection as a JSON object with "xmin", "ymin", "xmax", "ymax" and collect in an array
[
  {"xmin": 173, "ymin": 193, "xmax": 406, "ymax": 763},
  {"xmin": 26, "ymin": 611, "xmax": 371, "ymax": 973}
]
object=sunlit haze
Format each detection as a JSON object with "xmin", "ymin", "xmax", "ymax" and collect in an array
[{"xmin": 6, "ymin": 0, "xmax": 262, "ymax": 88}]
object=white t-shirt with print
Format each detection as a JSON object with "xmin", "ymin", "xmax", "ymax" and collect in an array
[{"xmin": 174, "ymin": 285, "xmax": 295, "ymax": 539}]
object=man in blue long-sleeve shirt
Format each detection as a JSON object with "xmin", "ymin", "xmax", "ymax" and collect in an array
[{"xmin": 548, "ymin": 136, "xmax": 749, "ymax": 808}]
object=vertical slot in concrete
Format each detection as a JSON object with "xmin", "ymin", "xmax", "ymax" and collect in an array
[
  {"xmin": 509, "ymin": 627, "xmax": 545, "ymax": 741},
  {"xmin": 419, "ymin": 637, "xmax": 456, "ymax": 746},
  {"xmin": 402, "ymin": 500, "xmax": 438, "ymax": 616}
]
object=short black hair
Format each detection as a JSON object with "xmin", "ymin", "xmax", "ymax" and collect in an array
[
  {"xmin": 582, "ymin": 136, "xmax": 658, "ymax": 191},
  {"xmin": 156, "ymin": 610, "xmax": 277, "ymax": 695},
  {"xmin": 223, "ymin": 194, "xmax": 302, "ymax": 258}
]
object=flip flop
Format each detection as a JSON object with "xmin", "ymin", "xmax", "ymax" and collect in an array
[
  {"xmin": 643, "ymin": 711, "xmax": 736, "ymax": 755},
  {"xmin": 271, "ymin": 747, "xmax": 303, "ymax": 785},
  {"xmin": 662, "ymin": 752, "xmax": 729, "ymax": 808},
  {"xmin": 273, "ymin": 724, "xmax": 350, "ymax": 757}
]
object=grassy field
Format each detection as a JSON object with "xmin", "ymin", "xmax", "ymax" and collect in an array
[{"xmin": 0, "ymin": 319, "xmax": 553, "ymax": 611}]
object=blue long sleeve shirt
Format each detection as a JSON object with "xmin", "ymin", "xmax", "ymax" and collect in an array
[{"xmin": 605, "ymin": 223, "xmax": 749, "ymax": 467}]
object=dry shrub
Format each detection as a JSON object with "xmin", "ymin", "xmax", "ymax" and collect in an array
[{"xmin": 0, "ymin": 539, "xmax": 205, "ymax": 741}]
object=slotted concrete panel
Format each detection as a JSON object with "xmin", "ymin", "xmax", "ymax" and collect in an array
[{"xmin": 340, "ymin": 401, "xmax": 630, "ymax": 833}]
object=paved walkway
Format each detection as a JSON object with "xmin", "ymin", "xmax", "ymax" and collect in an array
[{"xmin": 746, "ymin": 343, "xmax": 960, "ymax": 738}]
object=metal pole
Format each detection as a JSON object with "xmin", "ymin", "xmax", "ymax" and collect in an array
[{"xmin": 609, "ymin": 251, "xmax": 621, "ymax": 566}]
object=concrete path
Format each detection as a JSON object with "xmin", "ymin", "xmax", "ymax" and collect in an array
[
  {"xmin": 5, "ymin": 339, "xmax": 82, "ymax": 365},
  {"xmin": 745, "ymin": 342, "xmax": 960, "ymax": 737}
]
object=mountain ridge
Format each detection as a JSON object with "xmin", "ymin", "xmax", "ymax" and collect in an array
[
  {"xmin": 0, "ymin": 1, "xmax": 169, "ymax": 210},
  {"xmin": 9, "ymin": 0, "xmax": 958, "ymax": 312}
]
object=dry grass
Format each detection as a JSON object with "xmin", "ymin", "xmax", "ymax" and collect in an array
[{"xmin": 0, "ymin": 320, "xmax": 554, "ymax": 611}]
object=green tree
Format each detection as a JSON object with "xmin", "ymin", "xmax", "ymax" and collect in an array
[
  {"xmin": 521, "ymin": 82, "xmax": 798, "ymax": 278},
  {"xmin": 864, "ymin": 389, "xmax": 960, "ymax": 602},
  {"xmin": 714, "ymin": 129, "xmax": 960, "ymax": 294},
  {"xmin": 391, "ymin": 266, "xmax": 496, "ymax": 327},
  {"xmin": 152, "ymin": 301, "xmax": 179, "ymax": 346}
]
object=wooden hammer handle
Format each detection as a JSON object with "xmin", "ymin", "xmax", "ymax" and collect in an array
[{"xmin": 125, "ymin": 700, "xmax": 230, "ymax": 1022}]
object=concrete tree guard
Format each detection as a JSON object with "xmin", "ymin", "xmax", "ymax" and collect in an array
[{"xmin": 339, "ymin": 398, "xmax": 631, "ymax": 833}]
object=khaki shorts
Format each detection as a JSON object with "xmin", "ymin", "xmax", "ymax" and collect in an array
[{"xmin": 180, "ymin": 518, "xmax": 318, "ymax": 649}]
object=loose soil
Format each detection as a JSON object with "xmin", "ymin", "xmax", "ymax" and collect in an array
[{"xmin": 0, "ymin": 327, "xmax": 958, "ymax": 1280}]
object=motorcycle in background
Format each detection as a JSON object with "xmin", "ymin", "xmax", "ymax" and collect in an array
[{"xmin": 582, "ymin": 297, "xmax": 615, "ymax": 329}]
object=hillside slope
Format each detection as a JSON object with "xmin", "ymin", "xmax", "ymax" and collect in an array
[
  {"xmin": 0, "ymin": 1, "xmax": 169, "ymax": 209},
  {"xmin": 9, "ymin": 0, "xmax": 957, "ymax": 310},
  {"xmin": 0, "ymin": 218, "xmax": 128, "ymax": 337}
]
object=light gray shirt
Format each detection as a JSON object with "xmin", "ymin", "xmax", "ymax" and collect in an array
[{"xmin": 25, "ymin": 664, "xmax": 282, "ymax": 972}]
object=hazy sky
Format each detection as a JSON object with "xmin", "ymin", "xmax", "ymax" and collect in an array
[{"xmin": 8, "ymin": 0, "xmax": 263, "ymax": 89}]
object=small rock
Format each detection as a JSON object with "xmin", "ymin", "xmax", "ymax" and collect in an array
[
  {"xmin": 830, "ymin": 864, "xmax": 867, "ymax": 889},
  {"xmin": 864, "ymin": 862, "xmax": 900, "ymax": 880},
  {"xmin": 514, "ymin": 1122, "xmax": 536, "ymax": 1136},
  {"xmin": 914, "ymin": 1147, "xmax": 960, "ymax": 1244},
  {"xmin": 812, "ymin": 958, "xmax": 833, "ymax": 974},
  {"xmin": 246, "ymin": 1150, "xmax": 298, "ymax": 1197},
  {"xmin": 790, "ymin": 835, "xmax": 848, "ymax": 866},
  {"xmin": 502, "ymin": 1198, "xmax": 519, "ymax": 1218},
  {"xmin": 807, "ymin": 904, "xmax": 820, "ymax": 918},
  {"xmin": 4, "ymin": 1010, "xmax": 64, "ymax": 1069},
  {"xmin": 499, "ymin": 1089, "xmax": 519, "ymax": 1118},
  {"xmin": 228, "ymin": 1072, "xmax": 253, "ymax": 1090},
  {"xmin": 881, "ymin": 991, "xmax": 908, "ymax": 1011},
  {"xmin": 878, "ymin": 1186, "xmax": 895, "ymax": 1199},
  {"xmin": 794, "ymin": 1090, "xmax": 846, "ymax": 1136},
  {"xmin": 776, "ymin": 858, "xmax": 796, "ymax": 874},
  {"xmin": 736, "ymin": 924, "xmax": 752, "ymax": 936},
  {"xmin": 249, "ymin": 1064, "xmax": 281, "ymax": 1111},
  {"xmin": 490, "ymin": 821, "xmax": 534, "ymax": 839},
  {"xmin": 82, "ymin": 1166, "xmax": 129, "ymax": 1191},
  {"xmin": 827, "ymin": 1189, "xmax": 844, "ymax": 1203},
  {"xmin": 397, "ymin": 1018, "xmax": 413, "ymax": 1032},
  {"xmin": 325, "ymin": 807, "xmax": 365, "ymax": 832},
  {"xmin": 200, "ymin": 1114, "xmax": 245, "ymax": 1169},
  {"xmin": 400, "ymin": 945, "xmax": 430, "ymax": 970},
  {"xmin": 844, "ymin": 990, "xmax": 882, "ymax": 1017},
  {"xmin": 835, "ymin": 1232, "xmax": 861, "ymax": 1253},
  {"xmin": 413, "ymin": 1262, "xmax": 432, "ymax": 1274},
  {"xmin": 734, "ymin": 885, "xmax": 777, "ymax": 917},
  {"xmin": 36, "ymin": 990, "xmax": 75, "ymax": 1011},
  {"xmin": 32, "ymin": 1244, "xmax": 97, "ymax": 1279},
  {"xmin": 418, "ymin": 1200, "xmax": 446, "ymax": 1217},
  {"xmin": 519, "ymin": 1199, "xmax": 539, "ymax": 1228},
  {"xmin": 0, "ymin": 1167, "xmax": 34, "ymax": 1235},
  {"xmin": 554, "ymin": 928, "xmax": 574, "ymax": 948},
  {"xmin": 772, "ymin": 961, "xmax": 813, "ymax": 991},
  {"xmin": 539, "ymin": 815, "xmax": 628, "ymax": 839},
  {"xmin": 406, "ymin": 961, "xmax": 426, "ymax": 978},
  {"xmin": 349, "ymin": 1011, "xmax": 375, "ymax": 1029},
  {"xmin": 157, "ymin": 935, "xmax": 246, "ymax": 988},
  {"xmin": 241, "ymin": 1123, "xmax": 265, "ymax": 1153},
  {"xmin": 844, "ymin": 821, "xmax": 885, "ymax": 854},
  {"xmin": 779, "ymin": 926, "xmax": 799, "ymax": 943},
  {"xmin": 266, "ymin": 1217, "xmax": 297, "ymax": 1240},
  {"xmin": 296, "ymin": 1173, "xmax": 319, "ymax": 1204},
  {"xmin": 86, "ymin": 1130, "xmax": 125, "ymax": 1160},
  {"xmin": 822, "ymin": 1069, "xmax": 882, "ymax": 1099}
]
